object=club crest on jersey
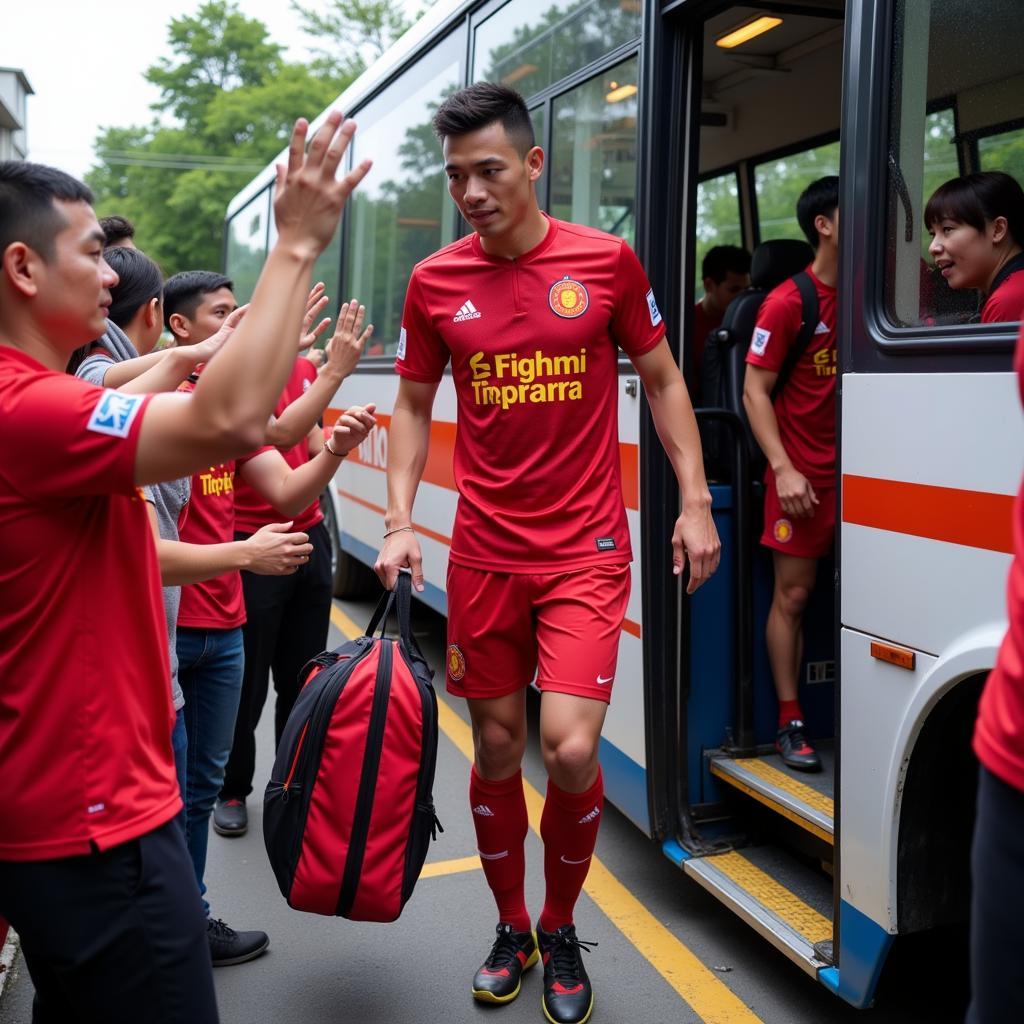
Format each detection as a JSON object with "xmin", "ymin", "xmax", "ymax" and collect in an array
[
  {"xmin": 773, "ymin": 518, "xmax": 794, "ymax": 543},
  {"xmin": 87, "ymin": 389, "xmax": 142, "ymax": 439},
  {"xmin": 447, "ymin": 643, "xmax": 466, "ymax": 681},
  {"xmin": 548, "ymin": 276, "xmax": 589, "ymax": 319}
]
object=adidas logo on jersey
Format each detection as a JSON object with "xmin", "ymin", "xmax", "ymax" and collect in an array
[
  {"xmin": 578, "ymin": 806, "xmax": 601, "ymax": 824},
  {"xmin": 814, "ymin": 320, "xmax": 830, "ymax": 335},
  {"xmin": 472, "ymin": 804, "xmax": 495, "ymax": 816},
  {"xmin": 454, "ymin": 300, "xmax": 482, "ymax": 322}
]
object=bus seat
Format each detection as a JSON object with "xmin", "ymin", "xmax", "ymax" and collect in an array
[{"xmin": 700, "ymin": 239, "xmax": 813, "ymax": 479}]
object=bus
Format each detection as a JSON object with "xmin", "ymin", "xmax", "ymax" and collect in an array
[{"xmin": 225, "ymin": 0, "xmax": 1024, "ymax": 1008}]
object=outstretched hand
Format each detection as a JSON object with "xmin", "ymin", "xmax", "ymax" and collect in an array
[
  {"xmin": 324, "ymin": 299, "xmax": 373, "ymax": 379},
  {"xmin": 328, "ymin": 403, "xmax": 377, "ymax": 457},
  {"xmin": 297, "ymin": 282, "xmax": 332, "ymax": 352}
]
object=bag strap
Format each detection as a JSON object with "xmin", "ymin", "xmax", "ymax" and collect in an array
[
  {"xmin": 365, "ymin": 570, "xmax": 414, "ymax": 648},
  {"xmin": 770, "ymin": 270, "xmax": 820, "ymax": 403}
]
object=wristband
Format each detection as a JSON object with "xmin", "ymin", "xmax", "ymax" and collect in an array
[
  {"xmin": 323, "ymin": 438, "xmax": 346, "ymax": 458},
  {"xmin": 383, "ymin": 525, "xmax": 414, "ymax": 539}
]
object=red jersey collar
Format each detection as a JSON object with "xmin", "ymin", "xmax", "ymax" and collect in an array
[
  {"xmin": 805, "ymin": 265, "xmax": 837, "ymax": 294},
  {"xmin": 470, "ymin": 212, "xmax": 559, "ymax": 265}
]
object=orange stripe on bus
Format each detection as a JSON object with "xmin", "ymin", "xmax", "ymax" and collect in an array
[
  {"xmin": 328, "ymin": 408, "xmax": 639, "ymax": 511},
  {"xmin": 842, "ymin": 474, "xmax": 1014, "ymax": 555}
]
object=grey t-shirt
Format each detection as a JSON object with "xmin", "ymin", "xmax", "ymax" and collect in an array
[{"xmin": 143, "ymin": 477, "xmax": 191, "ymax": 711}]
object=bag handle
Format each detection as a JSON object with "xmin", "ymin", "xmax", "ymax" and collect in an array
[{"xmin": 365, "ymin": 570, "xmax": 414, "ymax": 647}]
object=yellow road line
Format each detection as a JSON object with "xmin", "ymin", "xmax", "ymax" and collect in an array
[
  {"xmin": 329, "ymin": 603, "xmax": 366, "ymax": 641},
  {"xmin": 705, "ymin": 852, "xmax": 832, "ymax": 944},
  {"xmin": 421, "ymin": 856, "xmax": 483, "ymax": 879},
  {"xmin": 331, "ymin": 601, "xmax": 765, "ymax": 1024}
]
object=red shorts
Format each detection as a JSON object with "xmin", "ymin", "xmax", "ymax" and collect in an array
[
  {"xmin": 760, "ymin": 474, "xmax": 836, "ymax": 559},
  {"xmin": 445, "ymin": 563, "xmax": 631, "ymax": 704}
]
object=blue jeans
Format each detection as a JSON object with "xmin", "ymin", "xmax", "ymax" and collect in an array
[
  {"xmin": 177, "ymin": 626, "xmax": 244, "ymax": 915},
  {"xmin": 171, "ymin": 707, "xmax": 188, "ymax": 837}
]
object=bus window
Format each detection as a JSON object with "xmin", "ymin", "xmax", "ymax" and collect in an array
[
  {"xmin": 548, "ymin": 56, "xmax": 638, "ymax": 244},
  {"xmin": 341, "ymin": 42, "xmax": 462, "ymax": 356},
  {"xmin": 885, "ymin": 0, "xmax": 1024, "ymax": 329},
  {"xmin": 225, "ymin": 187, "xmax": 270, "ymax": 303},
  {"xmin": 753, "ymin": 139, "xmax": 840, "ymax": 243},
  {"xmin": 695, "ymin": 171, "xmax": 743, "ymax": 299},
  {"xmin": 473, "ymin": 0, "xmax": 640, "ymax": 99}
]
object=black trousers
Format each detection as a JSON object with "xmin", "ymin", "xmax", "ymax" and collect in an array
[
  {"xmin": 221, "ymin": 520, "xmax": 332, "ymax": 800},
  {"xmin": 0, "ymin": 819, "xmax": 217, "ymax": 1024},
  {"xmin": 967, "ymin": 766, "xmax": 1024, "ymax": 1023}
]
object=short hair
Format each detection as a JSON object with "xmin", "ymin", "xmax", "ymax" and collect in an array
[
  {"xmin": 0, "ymin": 161, "xmax": 93, "ymax": 263},
  {"xmin": 432, "ymin": 82, "xmax": 535, "ymax": 157},
  {"xmin": 104, "ymin": 246, "xmax": 163, "ymax": 329},
  {"xmin": 702, "ymin": 245, "xmax": 751, "ymax": 283},
  {"xmin": 162, "ymin": 270, "xmax": 234, "ymax": 330},
  {"xmin": 924, "ymin": 171, "xmax": 1024, "ymax": 248},
  {"xmin": 796, "ymin": 175, "xmax": 840, "ymax": 249},
  {"xmin": 100, "ymin": 215, "xmax": 135, "ymax": 247}
]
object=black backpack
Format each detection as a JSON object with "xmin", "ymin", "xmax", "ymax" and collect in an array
[{"xmin": 699, "ymin": 239, "xmax": 819, "ymax": 480}]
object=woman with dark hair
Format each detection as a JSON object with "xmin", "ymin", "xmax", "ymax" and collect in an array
[{"xmin": 925, "ymin": 170, "xmax": 1024, "ymax": 323}]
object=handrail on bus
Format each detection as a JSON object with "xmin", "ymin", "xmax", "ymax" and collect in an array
[{"xmin": 691, "ymin": 407, "xmax": 755, "ymax": 756}]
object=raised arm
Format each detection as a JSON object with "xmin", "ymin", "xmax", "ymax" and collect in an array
[
  {"xmin": 133, "ymin": 112, "xmax": 372, "ymax": 486},
  {"xmin": 631, "ymin": 337, "xmax": 720, "ymax": 593},
  {"xmin": 374, "ymin": 376, "xmax": 439, "ymax": 591}
]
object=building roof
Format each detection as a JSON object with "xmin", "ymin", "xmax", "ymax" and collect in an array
[{"xmin": 0, "ymin": 68, "xmax": 34, "ymax": 95}]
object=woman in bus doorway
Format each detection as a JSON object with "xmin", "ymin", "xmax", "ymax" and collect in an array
[{"xmin": 925, "ymin": 170, "xmax": 1024, "ymax": 323}]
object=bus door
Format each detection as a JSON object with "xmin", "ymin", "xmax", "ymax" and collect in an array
[{"xmin": 653, "ymin": 0, "xmax": 846, "ymax": 982}]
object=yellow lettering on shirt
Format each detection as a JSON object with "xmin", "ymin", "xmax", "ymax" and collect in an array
[
  {"xmin": 812, "ymin": 348, "xmax": 837, "ymax": 377},
  {"xmin": 469, "ymin": 349, "xmax": 587, "ymax": 410},
  {"xmin": 199, "ymin": 468, "xmax": 235, "ymax": 498}
]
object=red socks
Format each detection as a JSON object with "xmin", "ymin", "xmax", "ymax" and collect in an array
[
  {"xmin": 469, "ymin": 766, "xmax": 530, "ymax": 933},
  {"xmin": 538, "ymin": 770, "xmax": 603, "ymax": 933},
  {"xmin": 779, "ymin": 699, "xmax": 804, "ymax": 729}
]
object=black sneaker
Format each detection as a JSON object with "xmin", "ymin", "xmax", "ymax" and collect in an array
[
  {"xmin": 775, "ymin": 720, "xmax": 823, "ymax": 772},
  {"xmin": 207, "ymin": 918, "xmax": 269, "ymax": 967},
  {"xmin": 471, "ymin": 923, "xmax": 539, "ymax": 1004},
  {"xmin": 537, "ymin": 924, "xmax": 597, "ymax": 1024},
  {"xmin": 213, "ymin": 798, "xmax": 248, "ymax": 837}
]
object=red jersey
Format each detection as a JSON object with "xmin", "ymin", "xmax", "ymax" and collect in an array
[
  {"xmin": 0, "ymin": 348, "xmax": 179, "ymax": 860},
  {"xmin": 746, "ymin": 268, "xmax": 837, "ymax": 486},
  {"xmin": 974, "ymin": 326, "xmax": 1024, "ymax": 791},
  {"xmin": 397, "ymin": 216, "xmax": 664, "ymax": 572},
  {"xmin": 691, "ymin": 299, "xmax": 724, "ymax": 388},
  {"xmin": 176, "ymin": 373, "xmax": 244, "ymax": 629},
  {"xmin": 234, "ymin": 359, "xmax": 323, "ymax": 535},
  {"xmin": 982, "ymin": 266, "xmax": 1024, "ymax": 324}
]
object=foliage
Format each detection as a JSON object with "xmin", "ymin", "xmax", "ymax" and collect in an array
[{"xmin": 85, "ymin": 0, "xmax": 414, "ymax": 276}]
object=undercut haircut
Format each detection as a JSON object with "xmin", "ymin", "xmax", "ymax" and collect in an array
[
  {"xmin": 432, "ymin": 82, "xmax": 535, "ymax": 157},
  {"xmin": 162, "ymin": 270, "xmax": 234, "ymax": 330},
  {"xmin": 100, "ymin": 215, "xmax": 136, "ymax": 247},
  {"xmin": 924, "ymin": 171, "xmax": 1024, "ymax": 248},
  {"xmin": 0, "ymin": 161, "xmax": 93, "ymax": 263},
  {"xmin": 796, "ymin": 175, "xmax": 840, "ymax": 250},
  {"xmin": 104, "ymin": 246, "xmax": 163, "ymax": 329},
  {"xmin": 702, "ymin": 245, "xmax": 751, "ymax": 283}
]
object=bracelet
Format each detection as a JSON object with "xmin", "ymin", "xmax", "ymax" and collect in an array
[
  {"xmin": 383, "ymin": 525, "xmax": 414, "ymax": 539},
  {"xmin": 323, "ymin": 438, "xmax": 346, "ymax": 458}
]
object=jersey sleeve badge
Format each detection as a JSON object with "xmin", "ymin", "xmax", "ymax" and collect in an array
[
  {"xmin": 548, "ymin": 276, "xmax": 589, "ymax": 319},
  {"xmin": 87, "ymin": 389, "xmax": 143, "ymax": 439},
  {"xmin": 397, "ymin": 326, "xmax": 408, "ymax": 361},
  {"xmin": 646, "ymin": 288, "xmax": 663, "ymax": 327},
  {"xmin": 751, "ymin": 326, "xmax": 771, "ymax": 356}
]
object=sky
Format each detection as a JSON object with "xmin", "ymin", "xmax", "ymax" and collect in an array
[{"xmin": 0, "ymin": 0, "xmax": 321, "ymax": 179}]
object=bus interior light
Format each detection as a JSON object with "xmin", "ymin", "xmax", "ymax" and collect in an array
[
  {"xmin": 502, "ymin": 63, "xmax": 539, "ymax": 86},
  {"xmin": 715, "ymin": 16, "xmax": 783, "ymax": 50},
  {"xmin": 606, "ymin": 83, "xmax": 638, "ymax": 103}
]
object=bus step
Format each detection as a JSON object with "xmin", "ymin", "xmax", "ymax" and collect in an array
[
  {"xmin": 683, "ymin": 844, "xmax": 833, "ymax": 978},
  {"xmin": 709, "ymin": 750, "xmax": 834, "ymax": 844}
]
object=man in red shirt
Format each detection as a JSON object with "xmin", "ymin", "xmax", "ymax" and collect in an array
[
  {"xmin": 0, "ymin": 113, "xmax": 369, "ymax": 1022},
  {"xmin": 743, "ymin": 176, "xmax": 839, "ymax": 772},
  {"xmin": 969, "ymin": 325, "xmax": 1024, "ymax": 1024},
  {"xmin": 376, "ymin": 83, "xmax": 719, "ymax": 1024},
  {"xmin": 691, "ymin": 244, "xmax": 750, "ymax": 399}
]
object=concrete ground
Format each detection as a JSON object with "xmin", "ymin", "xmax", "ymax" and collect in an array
[{"xmin": 1, "ymin": 597, "xmax": 969, "ymax": 1024}]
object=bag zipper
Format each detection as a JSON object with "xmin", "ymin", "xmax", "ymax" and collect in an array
[{"xmin": 337, "ymin": 639, "xmax": 393, "ymax": 916}]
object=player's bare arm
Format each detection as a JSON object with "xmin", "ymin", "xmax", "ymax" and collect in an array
[
  {"xmin": 146, "ymin": 503, "xmax": 312, "ymax": 585},
  {"xmin": 266, "ymin": 297, "xmax": 373, "ymax": 449},
  {"xmin": 240, "ymin": 404, "xmax": 376, "ymax": 519},
  {"xmin": 742, "ymin": 362, "xmax": 817, "ymax": 517},
  {"xmin": 375, "ymin": 376, "xmax": 439, "ymax": 592},
  {"xmin": 631, "ymin": 337, "xmax": 721, "ymax": 594},
  {"xmin": 133, "ymin": 112, "xmax": 372, "ymax": 486}
]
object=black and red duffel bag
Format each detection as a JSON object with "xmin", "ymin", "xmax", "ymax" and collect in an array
[{"xmin": 264, "ymin": 573, "xmax": 440, "ymax": 921}]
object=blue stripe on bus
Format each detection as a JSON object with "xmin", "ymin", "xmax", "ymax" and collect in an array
[
  {"xmin": 818, "ymin": 900, "xmax": 894, "ymax": 1009},
  {"xmin": 340, "ymin": 531, "xmax": 449, "ymax": 615},
  {"xmin": 599, "ymin": 736, "xmax": 650, "ymax": 834}
]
